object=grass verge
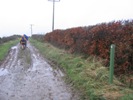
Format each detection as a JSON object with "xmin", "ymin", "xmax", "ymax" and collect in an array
[
  {"xmin": 0, "ymin": 40, "xmax": 18, "ymax": 61},
  {"xmin": 30, "ymin": 39, "xmax": 133, "ymax": 100}
]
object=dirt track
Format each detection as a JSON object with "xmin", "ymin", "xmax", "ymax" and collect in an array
[{"xmin": 0, "ymin": 43, "xmax": 79, "ymax": 100}]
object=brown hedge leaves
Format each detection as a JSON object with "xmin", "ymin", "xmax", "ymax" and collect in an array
[{"xmin": 44, "ymin": 20, "xmax": 133, "ymax": 75}]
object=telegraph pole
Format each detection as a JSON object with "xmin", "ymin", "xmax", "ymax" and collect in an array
[
  {"xmin": 48, "ymin": 0, "xmax": 60, "ymax": 31},
  {"xmin": 52, "ymin": 0, "xmax": 55, "ymax": 31},
  {"xmin": 30, "ymin": 24, "xmax": 33, "ymax": 36}
]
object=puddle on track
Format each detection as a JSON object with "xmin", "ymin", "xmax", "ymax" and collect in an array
[
  {"xmin": 0, "ymin": 68, "xmax": 9, "ymax": 76},
  {"xmin": 11, "ymin": 46, "xmax": 17, "ymax": 50},
  {"xmin": 0, "ymin": 43, "xmax": 80, "ymax": 100}
]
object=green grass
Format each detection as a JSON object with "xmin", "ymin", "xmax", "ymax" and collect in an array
[
  {"xmin": 0, "ymin": 40, "xmax": 18, "ymax": 61},
  {"xmin": 30, "ymin": 39, "xmax": 133, "ymax": 100}
]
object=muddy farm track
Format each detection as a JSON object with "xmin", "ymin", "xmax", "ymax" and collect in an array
[{"xmin": 0, "ymin": 43, "xmax": 79, "ymax": 100}]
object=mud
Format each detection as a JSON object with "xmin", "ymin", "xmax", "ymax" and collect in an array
[{"xmin": 0, "ymin": 43, "xmax": 80, "ymax": 100}]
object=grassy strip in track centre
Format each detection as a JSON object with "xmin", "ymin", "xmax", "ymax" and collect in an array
[{"xmin": 30, "ymin": 39, "xmax": 133, "ymax": 100}]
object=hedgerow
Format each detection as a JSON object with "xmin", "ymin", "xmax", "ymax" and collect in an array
[{"xmin": 44, "ymin": 20, "xmax": 133, "ymax": 75}]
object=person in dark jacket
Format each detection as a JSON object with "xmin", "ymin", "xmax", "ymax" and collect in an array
[{"xmin": 20, "ymin": 34, "xmax": 28, "ymax": 49}]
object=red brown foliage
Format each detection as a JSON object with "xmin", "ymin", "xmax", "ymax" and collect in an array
[{"xmin": 44, "ymin": 20, "xmax": 133, "ymax": 75}]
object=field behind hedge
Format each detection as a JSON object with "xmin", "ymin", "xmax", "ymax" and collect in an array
[{"xmin": 44, "ymin": 20, "xmax": 133, "ymax": 75}]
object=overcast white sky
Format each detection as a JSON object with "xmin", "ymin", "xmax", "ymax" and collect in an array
[{"xmin": 0, "ymin": 0, "xmax": 133, "ymax": 37}]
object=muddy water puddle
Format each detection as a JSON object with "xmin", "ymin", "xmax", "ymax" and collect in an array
[
  {"xmin": 0, "ymin": 43, "xmax": 79, "ymax": 100},
  {"xmin": 0, "ymin": 68, "xmax": 9, "ymax": 76}
]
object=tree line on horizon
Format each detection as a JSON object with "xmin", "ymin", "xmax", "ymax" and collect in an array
[{"xmin": 0, "ymin": 35, "xmax": 20, "ymax": 44}]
